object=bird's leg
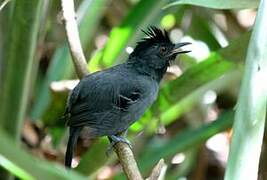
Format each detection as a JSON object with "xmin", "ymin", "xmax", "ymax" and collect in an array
[
  {"xmin": 106, "ymin": 132, "xmax": 132, "ymax": 156},
  {"xmin": 121, "ymin": 129, "xmax": 128, "ymax": 137},
  {"xmin": 109, "ymin": 135, "xmax": 132, "ymax": 148}
]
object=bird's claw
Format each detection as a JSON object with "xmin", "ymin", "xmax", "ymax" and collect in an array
[{"xmin": 106, "ymin": 135, "xmax": 132, "ymax": 156}]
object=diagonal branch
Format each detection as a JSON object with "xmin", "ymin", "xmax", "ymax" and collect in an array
[
  {"xmin": 114, "ymin": 142, "xmax": 143, "ymax": 180},
  {"xmin": 0, "ymin": 0, "xmax": 11, "ymax": 12},
  {"xmin": 60, "ymin": 0, "xmax": 89, "ymax": 79}
]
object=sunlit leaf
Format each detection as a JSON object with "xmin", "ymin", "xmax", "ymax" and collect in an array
[
  {"xmin": 164, "ymin": 0, "xmax": 259, "ymax": 9},
  {"xmin": 0, "ymin": 129, "xmax": 86, "ymax": 180},
  {"xmin": 89, "ymin": 0, "xmax": 166, "ymax": 70}
]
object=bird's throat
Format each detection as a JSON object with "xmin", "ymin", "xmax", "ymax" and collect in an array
[{"xmin": 130, "ymin": 61, "xmax": 167, "ymax": 83}]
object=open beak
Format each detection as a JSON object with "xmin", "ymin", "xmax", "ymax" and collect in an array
[{"xmin": 169, "ymin": 42, "xmax": 191, "ymax": 57}]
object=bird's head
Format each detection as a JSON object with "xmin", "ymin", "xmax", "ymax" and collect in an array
[{"xmin": 129, "ymin": 26, "xmax": 191, "ymax": 70}]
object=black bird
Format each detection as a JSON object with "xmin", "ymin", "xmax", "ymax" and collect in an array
[{"xmin": 64, "ymin": 26, "xmax": 190, "ymax": 167}]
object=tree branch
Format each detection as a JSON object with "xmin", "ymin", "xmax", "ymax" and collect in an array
[
  {"xmin": 60, "ymin": 0, "xmax": 89, "ymax": 78},
  {"xmin": 114, "ymin": 142, "xmax": 143, "ymax": 180}
]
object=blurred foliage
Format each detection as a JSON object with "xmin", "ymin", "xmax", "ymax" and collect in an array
[
  {"xmin": 0, "ymin": 0, "xmax": 263, "ymax": 179},
  {"xmin": 0, "ymin": 0, "xmax": 43, "ymax": 141},
  {"xmin": 139, "ymin": 110, "xmax": 234, "ymax": 173}
]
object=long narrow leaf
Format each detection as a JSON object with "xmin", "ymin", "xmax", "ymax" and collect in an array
[
  {"xmin": 164, "ymin": 0, "xmax": 259, "ymax": 9},
  {"xmin": 0, "ymin": 0, "xmax": 43, "ymax": 140},
  {"xmin": 0, "ymin": 129, "xmax": 86, "ymax": 180},
  {"xmin": 89, "ymin": 0, "xmax": 166, "ymax": 71}
]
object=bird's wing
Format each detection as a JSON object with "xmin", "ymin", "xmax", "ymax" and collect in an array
[
  {"xmin": 65, "ymin": 70, "xmax": 103, "ymax": 115},
  {"xmin": 66, "ymin": 67, "xmax": 155, "ymax": 136}
]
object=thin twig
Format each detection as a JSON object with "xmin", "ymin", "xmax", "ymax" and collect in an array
[
  {"xmin": 0, "ymin": 0, "xmax": 11, "ymax": 12},
  {"xmin": 60, "ymin": 0, "xmax": 146, "ymax": 179},
  {"xmin": 60, "ymin": 0, "xmax": 89, "ymax": 78},
  {"xmin": 146, "ymin": 159, "xmax": 166, "ymax": 180}
]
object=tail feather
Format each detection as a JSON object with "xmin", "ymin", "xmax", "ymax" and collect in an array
[{"xmin": 65, "ymin": 127, "xmax": 82, "ymax": 167}]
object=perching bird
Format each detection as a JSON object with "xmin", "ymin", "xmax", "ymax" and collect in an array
[{"xmin": 64, "ymin": 26, "xmax": 190, "ymax": 167}]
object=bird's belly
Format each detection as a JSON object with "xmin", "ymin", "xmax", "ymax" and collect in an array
[
  {"xmin": 116, "ymin": 97, "xmax": 156, "ymax": 133},
  {"xmin": 79, "ymin": 84, "xmax": 158, "ymax": 138},
  {"xmin": 79, "ymin": 104, "xmax": 150, "ymax": 139}
]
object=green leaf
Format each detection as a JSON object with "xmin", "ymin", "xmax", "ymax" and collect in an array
[
  {"xmin": 157, "ymin": 53, "xmax": 235, "ymax": 111},
  {"xmin": 164, "ymin": 0, "xmax": 259, "ymax": 9},
  {"xmin": 89, "ymin": 0, "xmax": 166, "ymax": 70},
  {"xmin": 0, "ymin": 129, "xmax": 87, "ymax": 180},
  {"xmin": 0, "ymin": 0, "xmax": 43, "ymax": 140}
]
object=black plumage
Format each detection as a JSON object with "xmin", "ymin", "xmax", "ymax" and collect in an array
[{"xmin": 64, "ymin": 26, "xmax": 190, "ymax": 167}]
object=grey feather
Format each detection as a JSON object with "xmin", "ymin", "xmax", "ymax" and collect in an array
[{"xmin": 66, "ymin": 64, "xmax": 158, "ymax": 137}]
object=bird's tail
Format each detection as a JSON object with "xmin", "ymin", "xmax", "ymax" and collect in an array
[{"xmin": 65, "ymin": 127, "xmax": 82, "ymax": 167}]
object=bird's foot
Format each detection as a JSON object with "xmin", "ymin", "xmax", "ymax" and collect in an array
[
  {"xmin": 109, "ymin": 135, "xmax": 132, "ymax": 148},
  {"xmin": 106, "ymin": 135, "xmax": 132, "ymax": 156}
]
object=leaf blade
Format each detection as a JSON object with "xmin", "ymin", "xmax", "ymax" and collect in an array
[{"xmin": 164, "ymin": 0, "xmax": 259, "ymax": 9}]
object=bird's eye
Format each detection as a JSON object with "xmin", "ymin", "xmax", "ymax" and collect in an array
[{"xmin": 160, "ymin": 46, "xmax": 167, "ymax": 54}]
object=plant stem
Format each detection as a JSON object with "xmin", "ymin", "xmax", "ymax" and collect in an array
[{"xmin": 224, "ymin": 0, "xmax": 267, "ymax": 179}]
